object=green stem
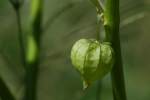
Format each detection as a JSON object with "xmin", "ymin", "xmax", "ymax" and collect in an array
[
  {"xmin": 24, "ymin": 0, "xmax": 43, "ymax": 100},
  {"xmin": 96, "ymin": 80, "xmax": 102, "ymax": 100},
  {"xmin": 15, "ymin": 8, "xmax": 26, "ymax": 66},
  {"xmin": 90, "ymin": 1, "xmax": 105, "ymax": 99},
  {"xmin": 95, "ymin": 18, "xmax": 102, "ymax": 100},
  {"xmin": 104, "ymin": 0, "xmax": 127, "ymax": 100},
  {"xmin": 9, "ymin": 0, "xmax": 26, "ymax": 67},
  {"xmin": 94, "ymin": 1, "xmax": 103, "ymax": 99},
  {"xmin": 96, "ymin": 15, "xmax": 101, "ymax": 40}
]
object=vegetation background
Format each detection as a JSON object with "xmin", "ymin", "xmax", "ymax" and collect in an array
[{"xmin": 0, "ymin": 0, "xmax": 149, "ymax": 100}]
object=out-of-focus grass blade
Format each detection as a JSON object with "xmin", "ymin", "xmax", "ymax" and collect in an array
[
  {"xmin": 0, "ymin": 50, "xmax": 24, "ymax": 99},
  {"xmin": 43, "ymin": 3, "xmax": 75, "ymax": 33},
  {"xmin": 0, "ymin": 51, "xmax": 17, "ymax": 100},
  {"xmin": 121, "ymin": 12, "xmax": 146, "ymax": 27},
  {"xmin": 0, "ymin": 77, "xmax": 15, "ymax": 100}
]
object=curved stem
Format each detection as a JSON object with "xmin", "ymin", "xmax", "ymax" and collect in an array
[
  {"xmin": 9, "ymin": 0, "xmax": 26, "ymax": 67},
  {"xmin": 43, "ymin": 3, "xmax": 74, "ymax": 33},
  {"xmin": 104, "ymin": 0, "xmax": 127, "ymax": 100},
  {"xmin": 15, "ymin": 8, "xmax": 26, "ymax": 66}
]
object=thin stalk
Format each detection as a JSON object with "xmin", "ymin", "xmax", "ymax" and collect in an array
[
  {"xmin": 9, "ymin": 0, "xmax": 26, "ymax": 66},
  {"xmin": 96, "ymin": 18, "xmax": 101, "ymax": 40},
  {"xmin": 90, "ymin": 0, "xmax": 105, "ymax": 99},
  {"xmin": 95, "ymin": 19, "xmax": 102, "ymax": 100},
  {"xmin": 104, "ymin": 0, "xmax": 127, "ymax": 100},
  {"xmin": 95, "ymin": 1, "xmax": 103, "ymax": 99},
  {"xmin": 15, "ymin": 8, "xmax": 26, "ymax": 66},
  {"xmin": 24, "ymin": 0, "xmax": 43, "ymax": 100},
  {"xmin": 96, "ymin": 80, "xmax": 102, "ymax": 100}
]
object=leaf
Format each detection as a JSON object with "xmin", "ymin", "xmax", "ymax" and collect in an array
[
  {"xmin": 0, "ymin": 77, "xmax": 15, "ymax": 100},
  {"xmin": 0, "ymin": 50, "xmax": 24, "ymax": 99}
]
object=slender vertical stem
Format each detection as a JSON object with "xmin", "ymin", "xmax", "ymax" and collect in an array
[
  {"xmin": 95, "ymin": 19, "xmax": 102, "ymax": 100},
  {"xmin": 9, "ymin": 0, "xmax": 26, "ymax": 66},
  {"xmin": 89, "ymin": 1, "xmax": 104, "ymax": 100},
  {"xmin": 24, "ymin": 0, "xmax": 43, "ymax": 100},
  {"xmin": 104, "ymin": 0, "xmax": 127, "ymax": 100},
  {"xmin": 96, "ymin": 80, "xmax": 102, "ymax": 100},
  {"xmin": 96, "ymin": 15, "xmax": 101, "ymax": 40},
  {"xmin": 94, "ymin": 1, "xmax": 104, "ymax": 100},
  {"xmin": 15, "ymin": 8, "xmax": 26, "ymax": 66}
]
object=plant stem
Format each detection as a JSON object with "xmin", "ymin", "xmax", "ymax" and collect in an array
[
  {"xmin": 96, "ymin": 17, "xmax": 100, "ymax": 40},
  {"xmin": 15, "ymin": 8, "xmax": 26, "ymax": 66},
  {"xmin": 9, "ymin": 0, "xmax": 26, "ymax": 67},
  {"xmin": 90, "ymin": 1, "xmax": 105, "ymax": 99},
  {"xmin": 24, "ymin": 0, "xmax": 43, "ymax": 100},
  {"xmin": 96, "ymin": 80, "xmax": 102, "ymax": 100},
  {"xmin": 104, "ymin": 0, "xmax": 127, "ymax": 100},
  {"xmin": 95, "ymin": 1, "xmax": 103, "ymax": 99}
]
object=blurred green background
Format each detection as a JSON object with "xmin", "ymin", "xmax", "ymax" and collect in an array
[{"xmin": 0, "ymin": 0, "xmax": 150, "ymax": 100}]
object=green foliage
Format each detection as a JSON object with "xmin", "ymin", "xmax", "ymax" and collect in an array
[{"xmin": 0, "ymin": 0, "xmax": 149, "ymax": 100}]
